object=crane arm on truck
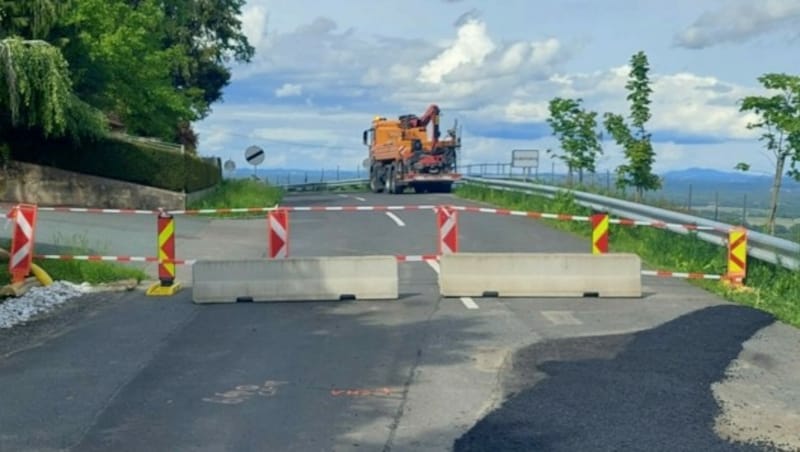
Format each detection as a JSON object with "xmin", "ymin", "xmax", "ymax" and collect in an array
[{"xmin": 364, "ymin": 102, "xmax": 460, "ymax": 195}]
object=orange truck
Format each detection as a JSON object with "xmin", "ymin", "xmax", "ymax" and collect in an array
[{"xmin": 362, "ymin": 104, "xmax": 461, "ymax": 194}]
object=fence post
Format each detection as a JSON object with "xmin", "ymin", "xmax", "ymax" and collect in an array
[
  {"xmin": 147, "ymin": 210, "xmax": 182, "ymax": 296},
  {"xmin": 8, "ymin": 204, "xmax": 37, "ymax": 284},
  {"xmin": 591, "ymin": 211, "xmax": 609, "ymax": 254},
  {"xmin": 725, "ymin": 227, "xmax": 747, "ymax": 287}
]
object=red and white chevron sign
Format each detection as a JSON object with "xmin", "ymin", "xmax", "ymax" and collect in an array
[
  {"xmin": 437, "ymin": 206, "xmax": 458, "ymax": 254},
  {"xmin": 267, "ymin": 209, "xmax": 289, "ymax": 258},
  {"xmin": 8, "ymin": 204, "xmax": 37, "ymax": 283}
]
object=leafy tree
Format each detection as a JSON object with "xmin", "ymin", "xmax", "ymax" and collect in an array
[
  {"xmin": 603, "ymin": 51, "xmax": 661, "ymax": 201},
  {"xmin": 156, "ymin": 0, "xmax": 254, "ymax": 114},
  {"xmin": 546, "ymin": 97, "xmax": 603, "ymax": 185},
  {"xmin": 1, "ymin": 0, "xmax": 255, "ymax": 147},
  {"xmin": 0, "ymin": 0, "xmax": 68, "ymax": 39},
  {"xmin": 738, "ymin": 73, "xmax": 800, "ymax": 235},
  {"xmin": 0, "ymin": 37, "xmax": 106, "ymax": 140}
]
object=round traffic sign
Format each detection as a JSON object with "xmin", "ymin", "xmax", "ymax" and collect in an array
[
  {"xmin": 245, "ymin": 145, "xmax": 265, "ymax": 166},
  {"xmin": 224, "ymin": 159, "xmax": 236, "ymax": 172}
]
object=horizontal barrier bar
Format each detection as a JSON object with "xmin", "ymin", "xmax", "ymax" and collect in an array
[{"xmin": 641, "ymin": 270, "xmax": 722, "ymax": 280}]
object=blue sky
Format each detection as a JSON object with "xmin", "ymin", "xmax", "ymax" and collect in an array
[{"xmin": 194, "ymin": 0, "xmax": 800, "ymax": 176}]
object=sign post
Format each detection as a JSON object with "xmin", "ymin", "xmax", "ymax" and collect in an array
[
  {"xmin": 223, "ymin": 158, "xmax": 236, "ymax": 175},
  {"xmin": 245, "ymin": 145, "xmax": 265, "ymax": 178},
  {"xmin": 511, "ymin": 149, "xmax": 539, "ymax": 181}
]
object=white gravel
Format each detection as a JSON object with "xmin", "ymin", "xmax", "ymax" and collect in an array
[{"xmin": 0, "ymin": 281, "xmax": 93, "ymax": 329}]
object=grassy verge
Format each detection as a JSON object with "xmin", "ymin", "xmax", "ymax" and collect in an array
[
  {"xmin": 0, "ymin": 235, "xmax": 147, "ymax": 288},
  {"xmin": 456, "ymin": 183, "xmax": 800, "ymax": 328},
  {"xmin": 187, "ymin": 179, "xmax": 283, "ymax": 218}
]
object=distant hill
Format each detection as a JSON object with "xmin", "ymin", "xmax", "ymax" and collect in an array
[{"xmin": 660, "ymin": 167, "xmax": 800, "ymax": 188}]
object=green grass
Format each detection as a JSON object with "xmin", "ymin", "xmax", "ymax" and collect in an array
[
  {"xmin": 0, "ymin": 234, "xmax": 147, "ymax": 288},
  {"xmin": 187, "ymin": 178, "xmax": 284, "ymax": 218},
  {"xmin": 456, "ymin": 183, "xmax": 800, "ymax": 328}
]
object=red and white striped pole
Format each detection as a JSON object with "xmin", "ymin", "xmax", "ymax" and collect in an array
[
  {"xmin": 267, "ymin": 208, "xmax": 289, "ymax": 258},
  {"xmin": 8, "ymin": 204, "xmax": 37, "ymax": 284},
  {"xmin": 437, "ymin": 206, "xmax": 458, "ymax": 254}
]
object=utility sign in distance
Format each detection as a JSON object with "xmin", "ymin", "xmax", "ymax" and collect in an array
[
  {"xmin": 224, "ymin": 159, "xmax": 236, "ymax": 172},
  {"xmin": 245, "ymin": 145, "xmax": 265, "ymax": 166}
]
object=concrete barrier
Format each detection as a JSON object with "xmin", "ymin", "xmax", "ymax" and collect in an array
[
  {"xmin": 439, "ymin": 253, "xmax": 642, "ymax": 298},
  {"xmin": 192, "ymin": 256, "xmax": 398, "ymax": 303}
]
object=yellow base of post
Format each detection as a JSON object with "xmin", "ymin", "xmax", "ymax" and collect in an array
[{"xmin": 146, "ymin": 281, "xmax": 182, "ymax": 296}]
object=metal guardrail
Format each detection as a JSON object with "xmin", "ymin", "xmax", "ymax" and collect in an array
[
  {"xmin": 280, "ymin": 175, "xmax": 799, "ymax": 270},
  {"xmin": 464, "ymin": 176, "xmax": 799, "ymax": 271},
  {"xmin": 283, "ymin": 178, "xmax": 368, "ymax": 192}
]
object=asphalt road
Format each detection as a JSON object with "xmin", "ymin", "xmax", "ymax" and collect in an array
[{"xmin": 0, "ymin": 191, "xmax": 797, "ymax": 451}]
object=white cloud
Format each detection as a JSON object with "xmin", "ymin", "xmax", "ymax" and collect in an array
[
  {"xmin": 241, "ymin": 3, "xmax": 270, "ymax": 51},
  {"xmin": 194, "ymin": 6, "xmax": 782, "ymax": 174},
  {"xmin": 676, "ymin": 0, "xmax": 800, "ymax": 48},
  {"xmin": 418, "ymin": 19, "xmax": 496, "ymax": 84},
  {"xmin": 274, "ymin": 83, "xmax": 303, "ymax": 97}
]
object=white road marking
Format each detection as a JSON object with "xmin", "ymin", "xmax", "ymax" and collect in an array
[
  {"xmin": 460, "ymin": 297, "xmax": 479, "ymax": 310},
  {"xmin": 354, "ymin": 196, "xmax": 367, "ymax": 202},
  {"xmin": 385, "ymin": 212, "xmax": 405, "ymax": 227},
  {"xmin": 338, "ymin": 194, "xmax": 348, "ymax": 198},
  {"xmin": 541, "ymin": 311, "xmax": 582, "ymax": 325},
  {"xmin": 424, "ymin": 260, "xmax": 478, "ymax": 309}
]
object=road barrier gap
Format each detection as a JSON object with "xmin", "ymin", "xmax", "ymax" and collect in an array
[{"xmin": 5, "ymin": 202, "xmax": 750, "ymax": 298}]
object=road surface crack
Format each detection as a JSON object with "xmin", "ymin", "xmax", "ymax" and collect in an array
[{"xmin": 381, "ymin": 294, "xmax": 443, "ymax": 452}]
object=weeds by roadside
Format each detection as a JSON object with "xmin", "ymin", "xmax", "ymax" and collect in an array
[
  {"xmin": 187, "ymin": 178, "xmax": 283, "ymax": 218},
  {"xmin": 456, "ymin": 183, "xmax": 800, "ymax": 328},
  {"xmin": 0, "ymin": 232, "xmax": 147, "ymax": 287}
]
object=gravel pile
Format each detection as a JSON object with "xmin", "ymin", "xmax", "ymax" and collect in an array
[{"xmin": 0, "ymin": 281, "xmax": 92, "ymax": 329}]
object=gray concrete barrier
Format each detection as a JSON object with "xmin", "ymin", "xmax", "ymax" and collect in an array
[
  {"xmin": 192, "ymin": 256, "xmax": 398, "ymax": 303},
  {"xmin": 438, "ymin": 252, "xmax": 642, "ymax": 298}
]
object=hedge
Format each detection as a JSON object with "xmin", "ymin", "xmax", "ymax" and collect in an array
[{"xmin": 4, "ymin": 130, "xmax": 221, "ymax": 192}]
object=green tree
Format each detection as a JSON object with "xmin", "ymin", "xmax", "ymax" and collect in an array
[
  {"xmin": 61, "ymin": 0, "xmax": 198, "ymax": 140},
  {"xmin": 546, "ymin": 97, "xmax": 603, "ymax": 185},
  {"xmin": 603, "ymin": 51, "xmax": 661, "ymax": 201},
  {"xmin": 0, "ymin": 0, "xmax": 68, "ymax": 39},
  {"xmin": 157, "ymin": 0, "xmax": 254, "ymax": 115},
  {"xmin": 738, "ymin": 73, "xmax": 800, "ymax": 235}
]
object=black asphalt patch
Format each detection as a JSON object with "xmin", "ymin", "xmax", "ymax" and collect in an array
[{"xmin": 453, "ymin": 305, "xmax": 782, "ymax": 452}]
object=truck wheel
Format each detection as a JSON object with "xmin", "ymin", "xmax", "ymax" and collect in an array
[
  {"xmin": 385, "ymin": 165, "xmax": 394, "ymax": 193},
  {"xmin": 389, "ymin": 164, "xmax": 405, "ymax": 194},
  {"xmin": 370, "ymin": 164, "xmax": 384, "ymax": 193}
]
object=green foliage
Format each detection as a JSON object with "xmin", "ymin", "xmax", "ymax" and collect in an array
[
  {"xmin": 188, "ymin": 179, "xmax": 284, "ymax": 218},
  {"xmin": 62, "ymin": 0, "xmax": 197, "ymax": 140},
  {"xmin": 0, "ymin": 0, "xmax": 68, "ymax": 39},
  {"xmin": 456, "ymin": 183, "xmax": 800, "ymax": 328},
  {"xmin": 546, "ymin": 97, "xmax": 603, "ymax": 184},
  {"xmin": 6, "ymin": 129, "xmax": 221, "ymax": 191},
  {"xmin": 603, "ymin": 51, "xmax": 661, "ymax": 201},
  {"xmin": 738, "ymin": 73, "xmax": 800, "ymax": 235},
  {"xmin": 2, "ymin": 0, "xmax": 254, "ymax": 145},
  {"xmin": 159, "ymin": 0, "xmax": 254, "ymax": 119},
  {"xmin": 0, "ymin": 235, "xmax": 146, "ymax": 286},
  {"xmin": 0, "ymin": 38, "xmax": 76, "ymax": 137},
  {"xmin": 734, "ymin": 162, "xmax": 751, "ymax": 172}
]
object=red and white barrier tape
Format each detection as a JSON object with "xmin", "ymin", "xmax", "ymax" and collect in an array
[
  {"xmin": 34, "ymin": 255, "xmax": 197, "ymax": 265},
  {"xmin": 611, "ymin": 218, "xmax": 723, "ymax": 232},
  {"xmin": 34, "ymin": 254, "xmax": 439, "ymax": 264},
  {"xmin": 34, "ymin": 205, "xmax": 439, "ymax": 215},
  {"xmin": 395, "ymin": 254, "xmax": 440, "ymax": 262},
  {"xmin": 449, "ymin": 206, "xmax": 590, "ymax": 222},
  {"xmin": 283, "ymin": 205, "xmax": 437, "ymax": 212},
  {"xmin": 31, "ymin": 204, "xmax": 734, "ymax": 236},
  {"xmin": 37, "ymin": 207, "xmax": 160, "ymax": 215},
  {"xmin": 641, "ymin": 269, "xmax": 722, "ymax": 280}
]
